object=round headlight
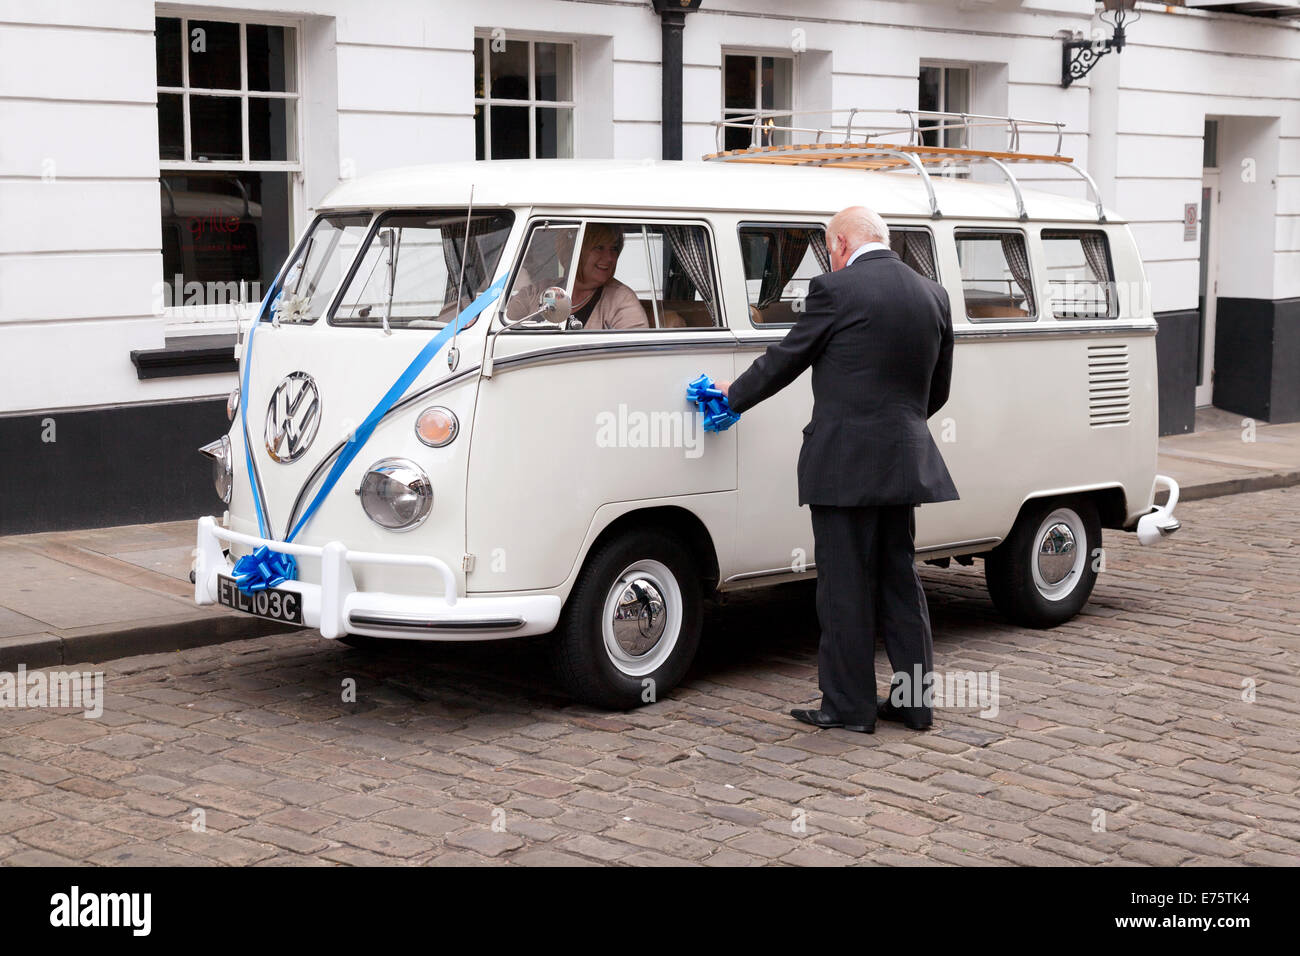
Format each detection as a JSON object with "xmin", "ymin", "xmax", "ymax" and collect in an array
[
  {"xmin": 415, "ymin": 406, "xmax": 458, "ymax": 447},
  {"xmin": 357, "ymin": 458, "xmax": 433, "ymax": 531},
  {"xmin": 200, "ymin": 435, "xmax": 233, "ymax": 504},
  {"xmin": 227, "ymin": 385, "xmax": 240, "ymax": 422}
]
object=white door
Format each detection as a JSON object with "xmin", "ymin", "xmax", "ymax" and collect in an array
[{"xmin": 1196, "ymin": 171, "xmax": 1220, "ymax": 408}]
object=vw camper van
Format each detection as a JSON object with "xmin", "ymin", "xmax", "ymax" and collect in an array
[{"xmin": 195, "ymin": 111, "xmax": 1181, "ymax": 708}]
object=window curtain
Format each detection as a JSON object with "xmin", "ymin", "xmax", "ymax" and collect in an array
[
  {"xmin": 757, "ymin": 229, "xmax": 814, "ymax": 308},
  {"xmin": 1000, "ymin": 235, "xmax": 1036, "ymax": 314},
  {"xmin": 809, "ymin": 230, "xmax": 831, "ymax": 274},
  {"xmin": 890, "ymin": 232, "xmax": 938, "ymax": 281},
  {"xmin": 663, "ymin": 226, "xmax": 716, "ymax": 318},
  {"xmin": 1079, "ymin": 234, "xmax": 1112, "ymax": 314},
  {"xmin": 442, "ymin": 216, "xmax": 492, "ymax": 306}
]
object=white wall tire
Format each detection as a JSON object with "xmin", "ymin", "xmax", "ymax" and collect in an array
[
  {"xmin": 985, "ymin": 497, "xmax": 1101, "ymax": 628},
  {"xmin": 552, "ymin": 529, "xmax": 702, "ymax": 709}
]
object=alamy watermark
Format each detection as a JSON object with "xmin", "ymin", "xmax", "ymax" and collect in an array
[
  {"xmin": 889, "ymin": 665, "xmax": 1000, "ymax": 718},
  {"xmin": 596, "ymin": 404, "xmax": 703, "ymax": 459},
  {"xmin": 0, "ymin": 664, "xmax": 104, "ymax": 718}
]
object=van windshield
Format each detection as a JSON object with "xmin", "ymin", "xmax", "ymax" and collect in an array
[
  {"xmin": 271, "ymin": 213, "xmax": 371, "ymax": 324},
  {"xmin": 330, "ymin": 210, "xmax": 515, "ymax": 330}
]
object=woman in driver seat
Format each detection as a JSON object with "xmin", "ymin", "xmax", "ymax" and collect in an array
[{"xmin": 567, "ymin": 223, "xmax": 647, "ymax": 329}]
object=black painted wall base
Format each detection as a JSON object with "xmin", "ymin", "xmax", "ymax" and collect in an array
[
  {"xmin": 1154, "ymin": 309, "xmax": 1199, "ymax": 436},
  {"xmin": 0, "ymin": 398, "xmax": 229, "ymax": 535},
  {"xmin": 1214, "ymin": 296, "xmax": 1300, "ymax": 424}
]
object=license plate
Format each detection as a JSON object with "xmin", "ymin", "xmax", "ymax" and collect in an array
[{"xmin": 217, "ymin": 575, "xmax": 304, "ymax": 625}]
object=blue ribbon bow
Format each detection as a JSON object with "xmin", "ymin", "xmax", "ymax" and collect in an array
[
  {"xmin": 230, "ymin": 545, "xmax": 297, "ymax": 593},
  {"xmin": 687, "ymin": 373, "xmax": 741, "ymax": 432}
]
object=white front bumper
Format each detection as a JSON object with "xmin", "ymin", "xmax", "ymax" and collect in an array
[{"xmin": 194, "ymin": 516, "xmax": 561, "ymax": 641}]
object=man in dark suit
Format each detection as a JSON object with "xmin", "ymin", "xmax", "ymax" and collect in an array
[{"xmin": 719, "ymin": 205, "xmax": 958, "ymax": 734}]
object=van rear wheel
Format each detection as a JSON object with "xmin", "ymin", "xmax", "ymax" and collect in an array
[
  {"xmin": 984, "ymin": 498, "xmax": 1101, "ymax": 628},
  {"xmin": 552, "ymin": 529, "xmax": 702, "ymax": 710}
]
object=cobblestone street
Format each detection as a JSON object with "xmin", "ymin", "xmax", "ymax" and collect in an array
[{"xmin": 1, "ymin": 488, "xmax": 1297, "ymax": 867}]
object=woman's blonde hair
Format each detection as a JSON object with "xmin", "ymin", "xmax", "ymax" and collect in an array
[{"xmin": 581, "ymin": 222, "xmax": 624, "ymax": 255}]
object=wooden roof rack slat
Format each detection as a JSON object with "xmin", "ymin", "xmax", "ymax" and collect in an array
[{"xmin": 704, "ymin": 108, "xmax": 1106, "ymax": 223}]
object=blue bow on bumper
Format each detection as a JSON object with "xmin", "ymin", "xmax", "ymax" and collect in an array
[{"xmin": 230, "ymin": 545, "xmax": 298, "ymax": 593}]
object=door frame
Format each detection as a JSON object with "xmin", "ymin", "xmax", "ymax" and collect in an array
[{"xmin": 1196, "ymin": 169, "xmax": 1220, "ymax": 408}]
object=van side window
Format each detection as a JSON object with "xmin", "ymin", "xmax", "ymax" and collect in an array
[
  {"xmin": 737, "ymin": 224, "xmax": 828, "ymax": 326},
  {"xmin": 509, "ymin": 220, "xmax": 720, "ymax": 330},
  {"xmin": 955, "ymin": 230, "xmax": 1037, "ymax": 322},
  {"xmin": 888, "ymin": 228, "xmax": 939, "ymax": 282},
  {"xmin": 1042, "ymin": 230, "xmax": 1116, "ymax": 319}
]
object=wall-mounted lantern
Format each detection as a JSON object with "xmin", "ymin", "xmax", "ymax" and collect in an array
[{"xmin": 1061, "ymin": 0, "xmax": 1140, "ymax": 88}]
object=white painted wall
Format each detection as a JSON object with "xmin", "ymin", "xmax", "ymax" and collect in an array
[{"xmin": 1, "ymin": 0, "xmax": 1296, "ymax": 415}]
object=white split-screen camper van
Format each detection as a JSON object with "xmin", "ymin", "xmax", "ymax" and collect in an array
[{"xmin": 194, "ymin": 110, "xmax": 1181, "ymax": 708}]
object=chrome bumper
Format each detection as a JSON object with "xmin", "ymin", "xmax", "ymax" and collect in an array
[
  {"xmin": 193, "ymin": 516, "xmax": 561, "ymax": 641},
  {"xmin": 1136, "ymin": 474, "xmax": 1181, "ymax": 546}
]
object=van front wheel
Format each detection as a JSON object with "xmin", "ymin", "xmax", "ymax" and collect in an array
[
  {"xmin": 984, "ymin": 498, "xmax": 1101, "ymax": 628},
  {"xmin": 552, "ymin": 529, "xmax": 702, "ymax": 709}
]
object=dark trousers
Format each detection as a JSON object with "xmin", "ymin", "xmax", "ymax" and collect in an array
[{"xmin": 809, "ymin": 504, "xmax": 935, "ymax": 725}]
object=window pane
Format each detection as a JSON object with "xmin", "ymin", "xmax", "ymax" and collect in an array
[
  {"xmin": 489, "ymin": 40, "xmax": 530, "ymax": 100},
  {"xmin": 723, "ymin": 114, "xmax": 754, "ymax": 152},
  {"xmin": 249, "ymin": 96, "xmax": 296, "ymax": 161},
  {"xmin": 944, "ymin": 68, "xmax": 970, "ymax": 147},
  {"xmin": 889, "ymin": 230, "xmax": 939, "ymax": 281},
  {"xmin": 333, "ymin": 211, "xmax": 514, "ymax": 329},
  {"xmin": 156, "ymin": 17, "xmax": 182, "ymax": 87},
  {"xmin": 474, "ymin": 37, "xmax": 486, "ymax": 100},
  {"xmin": 158, "ymin": 92, "xmax": 184, "ymax": 160},
  {"xmin": 247, "ymin": 24, "xmax": 296, "ymax": 93},
  {"xmin": 535, "ymin": 42, "xmax": 572, "ymax": 101},
  {"xmin": 190, "ymin": 95, "xmax": 243, "ymax": 162},
  {"xmin": 535, "ymin": 107, "xmax": 572, "ymax": 159},
  {"xmin": 724, "ymin": 55, "xmax": 756, "ymax": 111},
  {"xmin": 475, "ymin": 104, "xmax": 486, "ymax": 160},
  {"xmin": 272, "ymin": 214, "xmax": 371, "ymax": 324},
  {"xmin": 956, "ymin": 232, "xmax": 1036, "ymax": 320},
  {"xmin": 918, "ymin": 66, "xmax": 941, "ymax": 148},
  {"xmin": 738, "ymin": 225, "xmax": 826, "ymax": 324},
  {"xmin": 489, "ymin": 104, "xmax": 529, "ymax": 159},
  {"xmin": 159, "ymin": 171, "xmax": 292, "ymax": 307},
  {"xmin": 187, "ymin": 20, "xmax": 241, "ymax": 90},
  {"xmin": 504, "ymin": 223, "xmax": 580, "ymax": 321},
  {"xmin": 1043, "ymin": 231, "xmax": 1114, "ymax": 318}
]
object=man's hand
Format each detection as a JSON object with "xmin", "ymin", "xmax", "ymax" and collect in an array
[{"xmin": 716, "ymin": 380, "xmax": 731, "ymax": 398}]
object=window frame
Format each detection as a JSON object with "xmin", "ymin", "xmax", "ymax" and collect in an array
[
  {"xmin": 918, "ymin": 62, "xmax": 972, "ymax": 150},
  {"xmin": 736, "ymin": 220, "xmax": 827, "ymax": 329},
  {"xmin": 888, "ymin": 225, "xmax": 942, "ymax": 284},
  {"xmin": 1041, "ymin": 228, "xmax": 1118, "ymax": 321},
  {"xmin": 499, "ymin": 216, "xmax": 726, "ymax": 333},
  {"xmin": 325, "ymin": 208, "xmax": 517, "ymax": 332},
  {"xmin": 474, "ymin": 34, "xmax": 578, "ymax": 160},
  {"xmin": 156, "ymin": 8, "xmax": 306, "ymax": 329},
  {"xmin": 721, "ymin": 50, "xmax": 795, "ymax": 150},
  {"xmin": 954, "ymin": 227, "xmax": 1038, "ymax": 324}
]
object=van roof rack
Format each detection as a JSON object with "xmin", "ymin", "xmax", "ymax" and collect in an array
[{"xmin": 704, "ymin": 109, "xmax": 1106, "ymax": 223}]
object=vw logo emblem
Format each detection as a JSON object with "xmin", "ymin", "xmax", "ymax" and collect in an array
[{"xmin": 265, "ymin": 372, "xmax": 322, "ymax": 463}]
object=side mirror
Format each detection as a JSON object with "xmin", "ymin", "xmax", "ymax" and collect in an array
[{"xmin": 538, "ymin": 286, "xmax": 571, "ymax": 325}]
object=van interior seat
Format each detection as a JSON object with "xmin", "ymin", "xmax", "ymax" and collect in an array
[
  {"xmin": 967, "ymin": 304, "xmax": 1031, "ymax": 318},
  {"xmin": 641, "ymin": 299, "xmax": 716, "ymax": 328}
]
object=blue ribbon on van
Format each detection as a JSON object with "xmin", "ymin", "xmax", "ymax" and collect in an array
[
  {"xmin": 231, "ymin": 275, "xmax": 509, "ymax": 594},
  {"xmin": 687, "ymin": 373, "xmax": 741, "ymax": 432}
]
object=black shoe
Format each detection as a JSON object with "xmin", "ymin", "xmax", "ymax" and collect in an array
[
  {"xmin": 876, "ymin": 697, "xmax": 932, "ymax": 731},
  {"xmin": 790, "ymin": 708, "xmax": 875, "ymax": 734}
]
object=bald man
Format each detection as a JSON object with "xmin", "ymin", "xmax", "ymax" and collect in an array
[{"xmin": 719, "ymin": 205, "xmax": 959, "ymax": 733}]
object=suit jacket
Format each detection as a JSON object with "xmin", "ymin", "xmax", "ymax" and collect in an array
[{"xmin": 728, "ymin": 249, "xmax": 960, "ymax": 507}]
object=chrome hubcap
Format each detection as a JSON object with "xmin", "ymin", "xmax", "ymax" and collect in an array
[
  {"xmin": 1036, "ymin": 522, "xmax": 1077, "ymax": 585},
  {"xmin": 601, "ymin": 560, "xmax": 681, "ymax": 677},
  {"xmin": 1030, "ymin": 508, "xmax": 1088, "ymax": 602}
]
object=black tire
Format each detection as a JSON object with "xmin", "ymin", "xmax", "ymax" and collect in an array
[
  {"xmin": 984, "ymin": 497, "xmax": 1102, "ymax": 628},
  {"xmin": 552, "ymin": 528, "xmax": 703, "ymax": 710}
]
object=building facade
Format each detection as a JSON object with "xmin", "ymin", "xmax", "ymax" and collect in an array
[{"xmin": 1, "ymin": 0, "xmax": 1297, "ymax": 532}]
